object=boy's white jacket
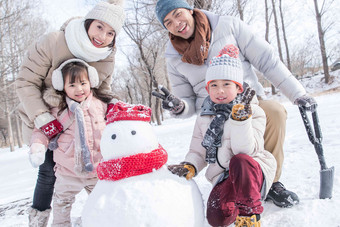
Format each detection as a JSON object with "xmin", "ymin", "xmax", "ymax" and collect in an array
[
  {"xmin": 185, "ymin": 103, "xmax": 277, "ymax": 198},
  {"xmin": 164, "ymin": 10, "xmax": 306, "ymax": 118}
]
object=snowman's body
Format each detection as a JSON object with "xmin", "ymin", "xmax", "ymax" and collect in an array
[{"xmin": 82, "ymin": 111, "xmax": 205, "ymax": 227}]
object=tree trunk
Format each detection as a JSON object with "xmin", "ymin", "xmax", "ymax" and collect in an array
[
  {"xmin": 313, "ymin": 0, "xmax": 330, "ymax": 84},
  {"xmin": 193, "ymin": 0, "xmax": 212, "ymax": 10},
  {"xmin": 271, "ymin": 0, "xmax": 285, "ymax": 95},
  {"xmin": 264, "ymin": 0, "xmax": 270, "ymax": 42},
  {"xmin": 279, "ymin": 0, "xmax": 291, "ymax": 71},
  {"xmin": 15, "ymin": 115, "xmax": 23, "ymax": 148},
  {"xmin": 237, "ymin": 0, "xmax": 244, "ymax": 21}
]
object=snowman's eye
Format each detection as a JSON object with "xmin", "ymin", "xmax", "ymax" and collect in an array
[
  {"xmin": 131, "ymin": 130, "xmax": 136, "ymax": 135},
  {"xmin": 111, "ymin": 134, "xmax": 116, "ymax": 140}
]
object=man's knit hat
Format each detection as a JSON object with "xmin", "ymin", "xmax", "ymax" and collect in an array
[
  {"xmin": 52, "ymin": 58, "xmax": 99, "ymax": 91},
  {"xmin": 206, "ymin": 44, "xmax": 244, "ymax": 91},
  {"xmin": 155, "ymin": 0, "xmax": 193, "ymax": 28},
  {"xmin": 85, "ymin": 0, "xmax": 125, "ymax": 34}
]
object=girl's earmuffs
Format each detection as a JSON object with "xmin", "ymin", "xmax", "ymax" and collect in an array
[{"xmin": 52, "ymin": 58, "xmax": 99, "ymax": 91}]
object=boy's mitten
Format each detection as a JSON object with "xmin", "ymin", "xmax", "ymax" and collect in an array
[
  {"xmin": 28, "ymin": 143, "xmax": 46, "ymax": 168},
  {"xmin": 34, "ymin": 112, "xmax": 63, "ymax": 139},
  {"xmin": 231, "ymin": 104, "xmax": 252, "ymax": 121},
  {"xmin": 168, "ymin": 163, "xmax": 195, "ymax": 180},
  {"xmin": 294, "ymin": 95, "xmax": 317, "ymax": 112},
  {"xmin": 152, "ymin": 85, "xmax": 185, "ymax": 114},
  {"xmin": 232, "ymin": 86, "xmax": 255, "ymax": 121}
]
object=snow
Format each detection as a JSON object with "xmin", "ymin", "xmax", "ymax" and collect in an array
[
  {"xmin": 1, "ymin": 72, "xmax": 340, "ymax": 226},
  {"xmin": 82, "ymin": 119, "xmax": 205, "ymax": 226}
]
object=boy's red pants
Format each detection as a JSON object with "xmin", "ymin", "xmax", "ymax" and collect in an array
[{"xmin": 207, "ymin": 153, "xmax": 264, "ymax": 226}]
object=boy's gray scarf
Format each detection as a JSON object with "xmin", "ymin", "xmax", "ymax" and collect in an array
[
  {"xmin": 66, "ymin": 97, "xmax": 94, "ymax": 175},
  {"xmin": 201, "ymin": 100, "xmax": 235, "ymax": 164}
]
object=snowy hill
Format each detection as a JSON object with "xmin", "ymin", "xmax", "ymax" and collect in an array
[{"xmin": 0, "ymin": 71, "xmax": 339, "ymax": 226}]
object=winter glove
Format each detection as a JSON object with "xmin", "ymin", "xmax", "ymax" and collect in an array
[
  {"xmin": 231, "ymin": 86, "xmax": 256, "ymax": 121},
  {"xmin": 28, "ymin": 143, "xmax": 46, "ymax": 168},
  {"xmin": 152, "ymin": 85, "xmax": 185, "ymax": 114},
  {"xmin": 294, "ymin": 95, "xmax": 317, "ymax": 112},
  {"xmin": 168, "ymin": 163, "xmax": 195, "ymax": 180},
  {"xmin": 34, "ymin": 112, "xmax": 63, "ymax": 139}
]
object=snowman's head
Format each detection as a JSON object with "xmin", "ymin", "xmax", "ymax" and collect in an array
[
  {"xmin": 100, "ymin": 120, "xmax": 159, "ymax": 160},
  {"xmin": 101, "ymin": 101, "xmax": 158, "ymax": 161}
]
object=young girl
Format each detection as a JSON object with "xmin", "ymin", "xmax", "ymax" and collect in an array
[
  {"xmin": 30, "ymin": 59, "xmax": 112, "ymax": 226},
  {"xmin": 167, "ymin": 46, "xmax": 277, "ymax": 227},
  {"xmin": 15, "ymin": 1, "xmax": 125, "ymax": 225}
]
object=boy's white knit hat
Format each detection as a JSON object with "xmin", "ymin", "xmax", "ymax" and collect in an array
[
  {"xmin": 52, "ymin": 58, "xmax": 99, "ymax": 91},
  {"xmin": 85, "ymin": 0, "xmax": 125, "ymax": 35},
  {"xmin": 205, "ymin": 44, "xmax": 244, "ymax": 91}
]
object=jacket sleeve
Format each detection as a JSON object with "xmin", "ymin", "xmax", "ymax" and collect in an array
[
  {"xmin": 89, "ymin": 48, "xmax": 116, "ymax": 96},
  {"xmin": 229, "ymin": 105, "xmax": 266, "ymax": 155},
  {"xmin": 16, "ymin": 33, "xmax": 55, "ymax": 122},
  {"xmin": 232, "ymin": 17, "xmax": 306, "ymax": 102},
  {"xmin": 184, "ymin": 116, "xmax": 208, "ymax": 173},
  {"xmin": 166, "ymin": 60, "xmax": 197, "ymax": 118}
]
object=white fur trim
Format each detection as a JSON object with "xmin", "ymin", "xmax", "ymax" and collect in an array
[
  {"xmin": 52, "ymin": 58, "xmax": 99, "ymax": 91},
  {"xmin": 34, "ymin": 112, "xmax": 56, "ymax": 129}
]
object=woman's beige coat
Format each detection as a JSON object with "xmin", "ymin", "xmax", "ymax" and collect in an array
[{"xmin": 16, "ymin": 19, "xmax": 116, "ymax": 143}]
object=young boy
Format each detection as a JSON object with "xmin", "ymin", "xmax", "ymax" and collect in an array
[{"xmin": 167, "ymin": 45, "xmax": 277, "ymax": 227}]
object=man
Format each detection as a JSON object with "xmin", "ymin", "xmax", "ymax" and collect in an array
[{"xmin": 153, "ymin": 0, "xmax": 317, "ymax": 208}]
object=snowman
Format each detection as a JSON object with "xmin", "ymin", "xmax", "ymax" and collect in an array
[{"xmin": 82, "ymin": 101, "xmax": 205, "ymax": 227}]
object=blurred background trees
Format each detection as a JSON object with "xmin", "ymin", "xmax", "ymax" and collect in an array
[{"xmin": 1, "ymin": 0, "xmax": 339, "ymax": 148}]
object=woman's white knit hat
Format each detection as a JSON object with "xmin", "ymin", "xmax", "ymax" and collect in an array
[
  {"xmin": 52, "ymin": 59, "xmax": 99, "ymax": 91},
  {"xmin": 205, "ymin": 44, "xmax": 244, "ymax": 91},
  {"xmin": 85, "ymin": 0, "xmax": 125, "ymax": 34}
]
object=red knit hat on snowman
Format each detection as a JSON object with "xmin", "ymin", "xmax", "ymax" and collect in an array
[{"xmin": 97, "ymin": 101, "xmax": 167, "ymax": 181}]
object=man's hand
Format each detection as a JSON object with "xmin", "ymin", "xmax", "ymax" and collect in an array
[
  {"xmin": 152, "ymin": 85, "xmax": 185, "ymax": 114},
  {"xmin": 294, "ymin": 95, "xmax": 317, "ymax": 112},
  {"xmin": 168, "ymin": 164, "xmax": 195, "ymax": 180},
  {"xmin": 28, "ymin": 143, "xmax": 46, "ymax": 168}
]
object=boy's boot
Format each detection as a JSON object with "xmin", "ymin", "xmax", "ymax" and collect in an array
[
  {"xmin": 265, "ymin": 181, "xmax": 299, "ymax": 207},
  {"xmin": 234, "ymin": 214, "xmax": 261, "ymax": 227},
  {"xmin": 27, "ymin": 207, "xmax": 51, "ymax": 227}
]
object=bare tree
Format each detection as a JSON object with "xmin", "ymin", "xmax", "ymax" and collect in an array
[
  {"xmin": 313, "ymin": 0, "xmax": 333, "ymax": 84},
  {"xmin": 123, "ymin": 0, "xmax": 169, "ymax": 125},
  {"xmin": 0, "ymin": 0, "xmax": 48, "ymax": 149},
  {"xmin": 191, "ymin": 0, "xmax": 213, "ymax": 10},
  {"xmin": 278, "ymin": 0, "xmax": 291, "ymax": 70}
]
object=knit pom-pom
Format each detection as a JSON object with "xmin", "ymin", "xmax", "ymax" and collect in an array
[
  {"xmin": 107, "ymin": 0, "xmax": 125, "ymax": 6},
  {"xmin": 218, "ymin": 44, "xmax": 239, "ymax": 58}
]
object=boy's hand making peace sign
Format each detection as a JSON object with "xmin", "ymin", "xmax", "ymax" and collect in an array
[{"xmin": 231, "ymin": 86, "xmax": 256, "ymax": 121}]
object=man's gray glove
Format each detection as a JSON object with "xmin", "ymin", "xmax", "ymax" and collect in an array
[
  {"xmin": 152, "ymin": 85, "xmax": 185, "ymax": 114},
  {"xmin": 294, "ymin": 95, "xmax": 317, "ymax": 112}
]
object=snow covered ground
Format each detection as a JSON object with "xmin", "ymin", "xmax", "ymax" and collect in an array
[{"xmin": 1, "ymin": 72, "xmax": 339, "ymax": 226}]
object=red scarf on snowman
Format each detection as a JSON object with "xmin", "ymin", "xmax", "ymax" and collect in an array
[
  {"xmin": 97, "ymin": 144, "xmax": 167, "ymax": 181},
  {"xmin": 97, "ymin": 101, "xmax": 168, "ymax": 181}
]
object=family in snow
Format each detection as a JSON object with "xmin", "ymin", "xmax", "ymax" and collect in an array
[{"xmin": 15, "ymin": 0, "xmax": 317, "ymax": 226}]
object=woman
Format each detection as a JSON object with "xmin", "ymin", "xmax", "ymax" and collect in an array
[{"xmin": 15, "ymin": 1, "xmax": 125, "ymax": 226}]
